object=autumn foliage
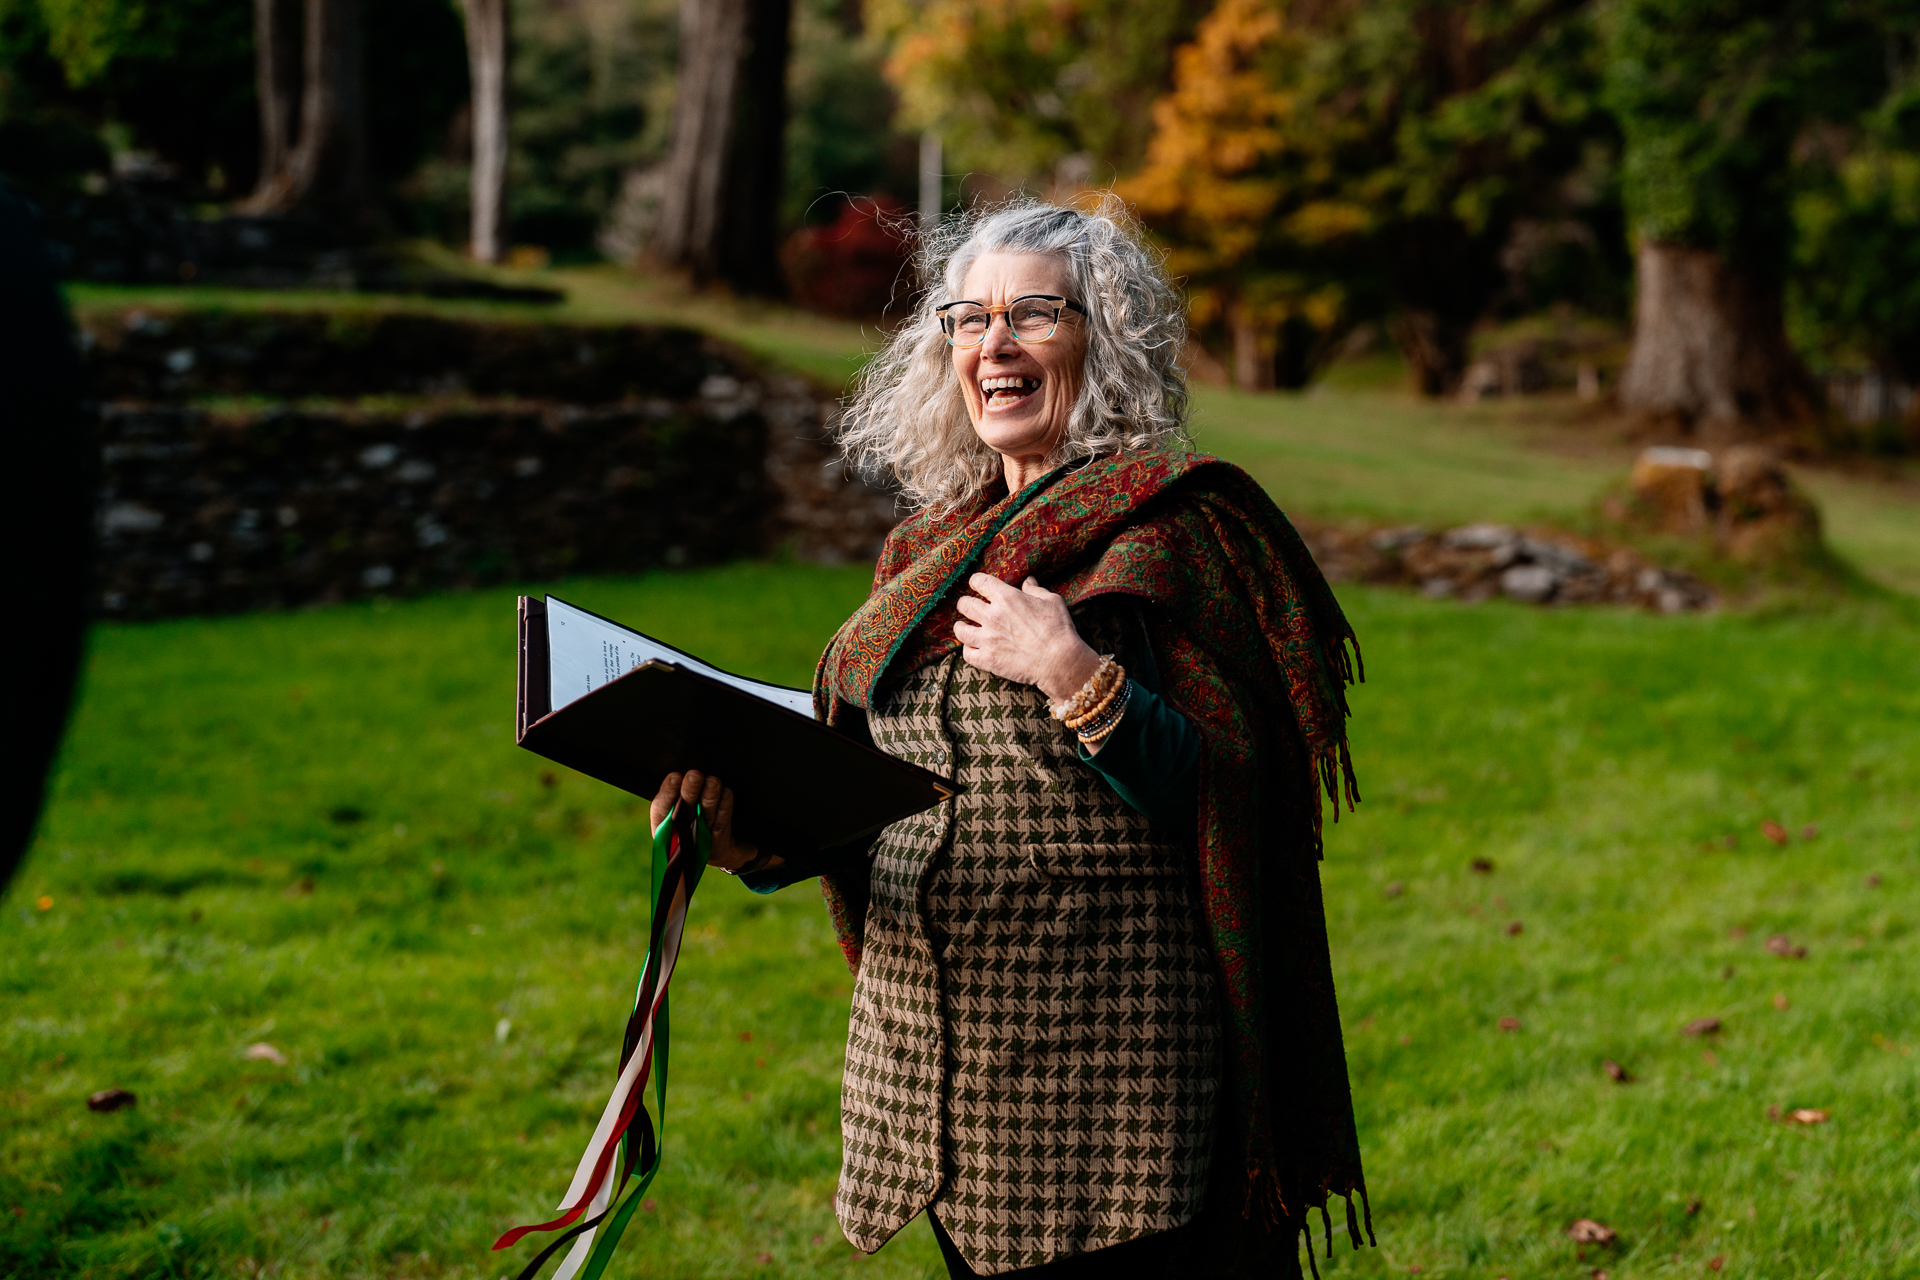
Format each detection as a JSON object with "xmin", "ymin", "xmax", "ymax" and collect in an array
[{"xmin": 1118, "ymin": 0, "xmax": 1363, "ymax": 388}]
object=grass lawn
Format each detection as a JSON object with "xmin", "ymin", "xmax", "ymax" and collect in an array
[
  {"xmin": 65, "ymin": 257, "xmax": 886, "ymax": 395},
  {"xmin": 6, "ymin": 564, "xmax": 1919, "ymax": 1279}
]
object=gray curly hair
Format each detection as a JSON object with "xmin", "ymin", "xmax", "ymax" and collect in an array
[{"xmin": 836, "ymin": 193, "xmax": 1190, "ymax": 511}]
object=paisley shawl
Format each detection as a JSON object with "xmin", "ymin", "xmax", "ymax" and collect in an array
[{"xmin": 812, "ymin": 450, "xmax": 1372, "ymax": 1270}]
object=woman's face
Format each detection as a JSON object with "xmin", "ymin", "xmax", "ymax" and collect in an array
[{"xmin": 949, "ymin": 251, "xmax": 1088, "ymax": 466}]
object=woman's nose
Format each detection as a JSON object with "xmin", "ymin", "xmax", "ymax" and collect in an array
[{"xmin": 980, "ymin": 313, "xmax": 1023, "ymax": 358}]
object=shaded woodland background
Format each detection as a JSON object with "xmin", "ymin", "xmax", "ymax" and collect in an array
[{"xmin": 6, "ymin": 0, "xmax": 1920, "ymax": 446}]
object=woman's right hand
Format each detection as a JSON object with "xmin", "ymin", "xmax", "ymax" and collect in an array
[{"xmin": 650, "ymin": 770, "xmax": 774, "ymax": 874}]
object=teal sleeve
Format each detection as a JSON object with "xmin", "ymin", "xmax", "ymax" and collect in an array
[
  {"xmin": 738, "ymin": 833, "xmax": 874, "ymax": 894},
  {"xmin": 1077, "ymin": 679, "xmax": 1202, "ymax": 832}
]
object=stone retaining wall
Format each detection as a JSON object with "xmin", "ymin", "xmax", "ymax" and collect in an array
[{"xmin": 81, "ymin": 310, "xmax": 899, "ymax": 618}]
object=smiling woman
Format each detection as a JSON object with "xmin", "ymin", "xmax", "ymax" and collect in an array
[
  {"xmin": 836, "ymin": 195, "xmax": 1189, "ymax": 509},
  {"xmin": 648, "ymin": 197, "xmax": 1374, "ymax": 1280}
]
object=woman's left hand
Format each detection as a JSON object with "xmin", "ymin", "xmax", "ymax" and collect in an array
[{"xmin": 953, "ymin": 573, "xmax": 1103, "ymax": 702}]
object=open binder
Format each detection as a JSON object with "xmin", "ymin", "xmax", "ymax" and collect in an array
[{"xmin": 516, "ymin": 594, "xmax": 958, "ymax": 851}]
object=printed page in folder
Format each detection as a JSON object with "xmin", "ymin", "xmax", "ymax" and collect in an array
[{"xmin": 544, "ymin": 596, "xmax": 815, "ymax": 717}]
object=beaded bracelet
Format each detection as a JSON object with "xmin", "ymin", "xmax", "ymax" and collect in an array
[
  {"xmin": 1064, "ymin": 668, "xmax": 1126, "ymax": 731},
  {"xmin": 1075, "ymin": 680, "xmax": 1133, "ymax": 747},
  {"xmin": 1048, "ymin": 654, "xmax": 1121, "ymax": 722}
]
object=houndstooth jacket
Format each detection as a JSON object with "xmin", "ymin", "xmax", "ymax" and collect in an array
[{"xmin": 833, "ymin": 605, "xmax": 1222, "ymax": 1274}]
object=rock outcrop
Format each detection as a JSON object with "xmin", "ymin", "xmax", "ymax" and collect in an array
[{"xmin": 1614, "ymin": 444, "xmax": 1823, "ymax": 564}]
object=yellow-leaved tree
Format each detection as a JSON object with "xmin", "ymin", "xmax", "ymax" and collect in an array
[
  {"xmin": 1118, "ymin": 0, "xmax": 1369, "ymax": 389},
  {"xmin": 1126, "ymin": 0, "xmax": 1620, "ymax": 395}
]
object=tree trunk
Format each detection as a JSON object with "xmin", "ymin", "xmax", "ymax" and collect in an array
[
  {"xmin": 651, "ymin": 0, "xmax": 749, "ymax": 279},
  {"xmin": 1619, "ymin": 242, "xmax": 1820, "ymax": 437},
  {"xmin": 717, "ymin": 0, "xmax": 790, "ymax": 295},
  {"xmin": 1390, "ymin": 310, "xmax": 1472, "ymax": 396},
  {"xmin": 461, "ymin": 0, "xmax": 510, "ymax": 263},
  {"xmin": 248, "ymin": 0, "xmax": 302, "ymax": 204},
  {"xmin": 245, "ymin": 0, "xmax": 369, "ymax": 226},
  {"xmin": 1230, "ymin": 305, "xmax": 1276, "ymax": 392},
  {"xmin": 649, "ymin": 0, "xmax": 790, "ymax": 295}
]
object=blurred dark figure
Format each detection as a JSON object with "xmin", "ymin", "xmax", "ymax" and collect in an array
[{"xmin": 0, "ymin": 181, "xmax": 94, "ymax": 893}]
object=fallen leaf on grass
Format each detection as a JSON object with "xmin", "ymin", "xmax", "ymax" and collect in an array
[
  {"xmin": 1761, "ymin": 820, "xmax": 1789, "ymax": 845},
  {"xmin": 1603, "ymin": 1059, "xmax": 1631, "ymax": 1083},
  {"xmin": 1384, "ymin": 881, "xmax": 1405, "ymax": 898},
  {"xmin": 1709, "ymin": 1258, "xmax": 1725, "ymax": 1273},
  {"xmin": 1498, "ymin": 1016, "xmax": 1522, "ymax": 1032},
  {"xmin": 1772, "ymin": 992, "xmax": 1790, "ymax": 1010},
  {"xmin": 86, "ymin": 1088, "xmax": 136, "ymax": 1113},
  {"xmin": 1566, "ymin": 1218, "xmax": 1616, "ymax": 1245},
  {"xmin": 35, "ymin": 895, "xmax": 52, "ymax": 911},
  {"xmin": 1727, "ymin": 926, "xmax": 1748, "ymax": 940},
  {"xmin": 1592, "ymin": 1271, "xmax": 1609, "ymax": 1279},
  {"xmin": 1765, "ymin": 933, "xmax": 1806, "ymax": 959},
  {"xmin": 243, "ymin": 1043, "xmax": 287, "ymax": 1066},
  {"xmin": 1790, "ymin": 1108, "xmax": 1828, "ymax": 1125},
  {"xmin": 1506, "ymin": 920, "xmax": 1525, "ymax": 936},
  {"xmin": 1683, "ymin": 1017, "xmax": 1721, "ymax": 1036},
  {"xmin": 1686, "ymin": 1199, "xmax": 1702, "ymax": 1215},
  {"xmin": 1865, "ymin": 873, "xmax": 1882, "ymax": 888},
  {"xmin": 756, "ymin": 1253, "xmax": 773, "ymax": 1264},
  {"xmin": 1720, "ymin": 966, "xmax": 1736, "ymax": 980},
  {"xmin": 1471, "ymin": 858, "xmax": 1495, "ymax": 874},
  {"xmin": 284, "ymin": 877, "xmax": 314, "ymax": 898}
]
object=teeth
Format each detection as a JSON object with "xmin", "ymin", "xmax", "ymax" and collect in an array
[{"xmin": 980, "ymin": 376, "xmax": 1037, "ymax": 393}]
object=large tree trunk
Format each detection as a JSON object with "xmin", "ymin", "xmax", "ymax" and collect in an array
[
  {"xmin": 718, "ymin": 0, "xmax": 789, "ymax": 295},
  {"xmin": 651, "ymin": 0, "xmax": 749, "ymax": 279},
  {"xmin": 649, "ymin": 0, "xmax": 790, "ymax": 295},
  {"xmin": 249, "ymin": 0, "xmax": 302, "ymax": 202},
  {"xmin": 245, "ymin": 0, "xmax": 369, "ymax": 227},
  {"xmin": 1390, "ymin": 310, "xmax": 1472, "ymax": 397},
  {"xmin": 461, "ymin": 0, "xmax": 510, "ymax": 263},
  {"xmin": 1620, "ymin": 242, "xmax": 1820, "ymax": 437}
]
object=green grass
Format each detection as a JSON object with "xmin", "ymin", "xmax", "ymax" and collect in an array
[
  {"xmin": 1187, "ymin": 385, "xmax": 1920, "ymax": 597},
  {"xmin": 66, "ymin": 256, "xmax": 886, "ymax": 393},
  {"xmin": 6, "ymin": 565, "xmax": 1919, "ymax": 1278}
]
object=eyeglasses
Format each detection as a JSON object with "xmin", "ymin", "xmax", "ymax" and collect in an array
[{"xmin": 935, "ymin": 294, "xmax": 1089, "ymax": 347}]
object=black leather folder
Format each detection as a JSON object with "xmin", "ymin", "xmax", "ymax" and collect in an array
[{"xmin": 516, "ymin": 595, "xmax": 957, "ymax": 850}]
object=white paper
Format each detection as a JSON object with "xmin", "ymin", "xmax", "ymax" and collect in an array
[{"xmin": 544, "ymin": 595, "xmax": 814, "ymax": 716}]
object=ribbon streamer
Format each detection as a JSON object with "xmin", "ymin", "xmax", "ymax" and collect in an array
[{"xmin": 493, "ymin": 800, "xmax": 711, "ymax": 1280}]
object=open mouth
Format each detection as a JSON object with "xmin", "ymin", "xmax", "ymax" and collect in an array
[{"xmin": 980, "ymin": 375, "xmax": 1040, "ymax": 410}]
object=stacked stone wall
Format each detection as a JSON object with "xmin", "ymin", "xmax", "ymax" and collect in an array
[{"xmin": 80, "ymin": 310, "xmax": 899, "ymax": 618}]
